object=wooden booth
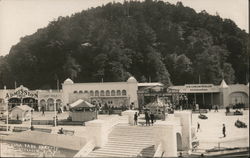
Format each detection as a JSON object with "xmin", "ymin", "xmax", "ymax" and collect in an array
[
  {"xmin": 10, "ymin": 105, "xmax": 33, "ymax": 121},
  {"xmin": 69, "ymin": 99, "xmax": 97, "ymax": 122}
]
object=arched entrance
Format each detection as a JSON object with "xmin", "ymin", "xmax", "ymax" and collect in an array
[
  {"xmin": 8, "ymin": 98, "xmax": 21, "ymax": 108},
  {"xmin": 56, "ymin": 99, "xmax": 62, "ymax": 110},
  {"xmin": 40, "ymin": 99, "xmax": 46, "ymax": 111},
  {"xmin": 229, "ymin": 92, "xmax": 249, "ymax": 107},
  {"xmin": 176, "ymin": 133, "xmax": 182, "ymax": 151},
  {"xmin": 23, "ymin": 97, "xmax": 38, "ymax": 111},
  {"xmin": 47, "ymin": 98, "xmax": 54, "ymax": 111}
]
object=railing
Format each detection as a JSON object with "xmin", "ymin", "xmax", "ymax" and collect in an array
[
  {"xmin": 74, "ymin": 139, "xmax": 95, "ymax": 157},
  {"xmin": 153, "ymin": 143, "xmax": 163, "ymax": 157}
]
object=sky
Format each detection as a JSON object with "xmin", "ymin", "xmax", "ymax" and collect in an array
[{"xmin": 0, "ymin": 0, "xmax": 249, "ymax": 56}]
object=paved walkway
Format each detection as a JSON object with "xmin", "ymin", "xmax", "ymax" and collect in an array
[{"xmin": 192, "ymin": 109, "xmax": 249, "ymax": 150}]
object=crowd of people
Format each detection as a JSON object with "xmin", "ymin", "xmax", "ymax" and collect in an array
[{"xmin": 133, "ymin": 111, "xmax": 155, "ymax": 126}]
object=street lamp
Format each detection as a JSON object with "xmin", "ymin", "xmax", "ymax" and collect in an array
[
  {"xmin": 54, "ymin": 102, "xmax": 57, "ymax": 126},
  {"xmin": 5, "ymin": 98, "xmax": 9, "ymax": 132}
]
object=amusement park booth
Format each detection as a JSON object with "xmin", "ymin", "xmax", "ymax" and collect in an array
[
  {"xmin": 69, "ymin": 99, "xmax": 97, "ymax": 122},
  {"xmin": 145, "ymin": 98, "xmax": 167, "ymax": 119},
  {"xmin": 10, "ymin": 105, "xmax": 33, "ymax": 121}
]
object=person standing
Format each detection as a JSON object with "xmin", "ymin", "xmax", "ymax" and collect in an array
[
  {"xmin": 222, "ymin": 124, "xmax": 226, "ymax": 137},
  {"xmin": 150, "ymin": 112, "xmax": 155, "ymax": 125},
  {"xmin": 197, "ymin": 122, "xmax": 200, "ymax": 132},
  {"xmin": 134, "ymin": 112, "xmax": 138, "ymax": 125},
  {"xmin": 215, "ymin": 105, "xmax": 218, "ymax": 112},
  {"xmin": 145, "ymin": 111, "xmax": 150, "ymax": 126},
  {"xmin": 42, "ymin": 106, "xmax": 45, "ymax": 116}
]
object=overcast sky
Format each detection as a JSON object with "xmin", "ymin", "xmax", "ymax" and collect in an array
[{"xmin": 0, "ymin": 0, "xmax": 249, "ymax": 56}]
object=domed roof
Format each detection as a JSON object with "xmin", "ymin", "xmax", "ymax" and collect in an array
[
  {"xmin": 127, "ymin": 76, "xmax": 137, "ymax": 83},
  {"xmin": 64, "ymin": 78, "xmax": 74, "ymax": 84},
  {"xmin": 220, "ymin": 79, "xmax": 228, "ymax": 88}
]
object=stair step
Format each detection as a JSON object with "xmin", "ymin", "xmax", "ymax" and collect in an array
[
  {"xmin": 108, "ymin": 138, "xmax": 153, "ymax": 142},
  {"xmin": 89, "ymin": 150, "xmax": 139, "ymax": 156},
  {"xmin": 88, "ymin": 152, "xmax": 135, "ymax": 157},
  {"xmin": 108, "ymin": 140, "xmax": 153, "ymax": 145},
  {"xmin": 103, "ymin": 144, "xmax": 154, "ymax": 150}
]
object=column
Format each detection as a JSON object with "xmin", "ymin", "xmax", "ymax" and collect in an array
[
  {"xmin": 194, "ymin": 93, "xmax": 197, "ymax": 106},
  {"xmin": 54, "ymin": 100, "xmax": 57, "ymax": 126},
  {"xmin": 211, "ymin": 93, "xmax": 213, "ymax": 106},
  {"xmin": 153, "ymin": 122, "xmax": 177, "ymax": 157},
  {"xmin": 85, "ymin": 120, "xmax": 108, "ymax": 148},
  {"xmin": 174, "ymin": 111, "xmax": 192, "ymax": 151},
  {"xmin": 202, "ymin": 93, "xmax": 205, "ymax": 108}
]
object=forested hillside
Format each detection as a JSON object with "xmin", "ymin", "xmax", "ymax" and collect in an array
[{"xmin": 0, "ymin": 0, "xmax": 249, "ymax": 89}]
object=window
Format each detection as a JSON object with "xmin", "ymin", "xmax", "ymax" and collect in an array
[
  {"xmin": 84, "ymin": 90, "xmax": 89, "ymax": 94},
  {"xmin": 111, "ymin": 90, "xmax": 115, "ymax": 96},
  {"xmin": 100, "ymin": 90, "xmax": 104, "ymax": 96},
  {"xmin": 106, "ymin": 90, "xmax": 110, "ymax": 96},
  {"xmin": 117, "ymin": 90, "xmax": 121, "ymax": 96},
  {"xmin": 73, "ymin": 91, "xmax": 77, "ymax": 94},
  {"xmin": 95, "ymin": 90, "xmax": 99, "ymax": 96},
  {"xmin": 79, "ymin": 90, "xmax": 83, "ymax": 93},
  {"xmin": 90, "ymin": 90, "xmax": 94, "ymax": 96},
  {"xmin": 122, "ymin": 90, "xmax": 127, "ymax": 96}
]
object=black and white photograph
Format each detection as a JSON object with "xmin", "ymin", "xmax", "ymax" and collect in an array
[{"xmin": 0, "ymin": 0, "xmax": 249, "ymax": 157}]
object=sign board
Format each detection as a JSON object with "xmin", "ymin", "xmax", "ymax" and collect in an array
[
  {"xmin": 172, "ymin": 84, "xmax": 220, "ymax": 93},
  {"xmin": 5, "ymin": 86, "xmax": 38, "ymax": 99}
]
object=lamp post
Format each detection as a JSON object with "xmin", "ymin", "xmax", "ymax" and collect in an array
[
  {"xmin": 5, "ymin": 98, "xmax": 9, "ymax": 132},
  {"xmin": 30, "ymin": 109, "xmax": 33, "ymax": 129},
  {"xmin": 54, "ymin": 102, "xmax": 57, "ymax": 126}
]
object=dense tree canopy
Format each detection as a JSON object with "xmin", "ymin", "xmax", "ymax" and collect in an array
[{"xmin": 0, "ymin": 0, "xmax": 249, "ymax": 89}]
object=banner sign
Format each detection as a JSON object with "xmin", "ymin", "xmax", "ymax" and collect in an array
[
  {"xmin": 182, "ymin": 84, "xmax": 220, "ymax": 93},
  {"xmin": 5, "ymin": 86, "xmax": 38, "ymax": 99}
]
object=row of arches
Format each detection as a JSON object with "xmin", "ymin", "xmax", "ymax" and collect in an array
[
  {"xmin": 73, "ymin": 90, "xmax": 127, "ymax": 97},
  {"xmin": 39, "ymin": 98, "xmax": 62, "ymax": 111}
]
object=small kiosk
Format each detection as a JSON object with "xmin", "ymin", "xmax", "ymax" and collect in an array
[
  {"xmin": 145, "ymin": 98, "xmax": 166, "ymax": 119},
  {"xmin": 10, "ymin": 105, "xmax": 33, "ymax": 121},
  {"xmin": 69, "ymin": 99, "xmax": 97, "ymax": 122}
]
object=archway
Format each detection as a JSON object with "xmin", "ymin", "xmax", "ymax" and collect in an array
[
  {"xmin": 229, "ymin": 92, "xmax": 249, "ymax": 107},
  {"xmin": 176, "ymin": 133, "xmax": 182, "ymax": 151},
  {"xmin": 47, "ymin": 98, "xmax": 54, "ymax": 111},
  {"xmin": 23, "ymin": 97, "xmax": 38, "ymax": 110},
  {"xmin": 8, "ymin": 98, "xmax": 21, "ymax": 108},
  {"xmin": 40, "ymin": 99, "xmax": 46, "ymax": 111},
  {"xmin": 56, "ymin": 99, "xmax": 62, "ymax": 110}
]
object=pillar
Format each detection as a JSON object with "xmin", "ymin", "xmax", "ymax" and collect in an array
[
  {"xmin": 85, "ymin": 120, "xmax": 109, "ymax": 148},
  {"xmin": 153, "ymin": 122, "xmax": 177, "ymax": 157},
  {"xmin": 174, "ymin": 111, "xmax": 192, "ymax": 151},
  {"xmin": 121, "ymin": 110, "xmax": 138, "ymax": 125}
]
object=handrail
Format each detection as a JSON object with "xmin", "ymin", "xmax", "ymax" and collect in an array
[
  {"xmin": 153, "ymin": 143, "xmax": 163, "ymax": 157},
  {"xmin": 161, "ymin": 151, "xmax": 165, "ymax": 158}
]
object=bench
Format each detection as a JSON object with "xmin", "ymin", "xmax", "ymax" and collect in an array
[
  {"xmin": 138, "ymin": 122, "xmax": 146, "ymax": 126},
  {"xmin": 33, "ymin": 128, "xmax": 52, "ymax": 133},
  {"xmin": 63, "ymin": 129, "xmax": 75, "ymax": 136},
  {"xmin": 13, "ymin": 126, "xmax": 29, "ymax": 132},
  {"xmin": 0, "ymin": 125, "xmax": 10, "ymax": 131}
]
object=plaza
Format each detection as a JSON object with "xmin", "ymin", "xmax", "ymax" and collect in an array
[{"xmin": 0, "ymin": 107, "xmax": 249, "ymax": 157}]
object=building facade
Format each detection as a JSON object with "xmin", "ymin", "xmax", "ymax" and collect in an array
[
  {"xmin": 62, "ymin": 77, "xmax": 138, "ymax": 108},
  {"xmin": 169, "ymin": 80, "xmax": 249, "ymax": 108},
  {"xmin": 0, "ymin": 79, "xmax": 248, "ymax": 111}
]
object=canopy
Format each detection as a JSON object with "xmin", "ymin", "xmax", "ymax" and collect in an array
[
  {"xmin": 12, "ymin": 105, "xmax": 33, "ymax": 111},
  {"xmin": 145, "ymin": 99, "xmax": 165, "ymax": 108},
  {"xmin": 69, "ymin": 99, "xmax": 95, "ymax": 109}
]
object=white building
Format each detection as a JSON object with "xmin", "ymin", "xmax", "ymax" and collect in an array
[{"xmin": 62, "ymin": 77, "xmax": 138, "ymax": 108}]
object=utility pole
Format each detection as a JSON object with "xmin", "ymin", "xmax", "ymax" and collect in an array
[{"xmin": 57, "ymin": 79, "xmax": 59, "ymax": 92}]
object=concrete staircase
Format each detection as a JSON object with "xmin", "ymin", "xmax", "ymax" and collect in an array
[{"xmin": 87, "ymin": 123, "xmax": 155, "ymax": 157}]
